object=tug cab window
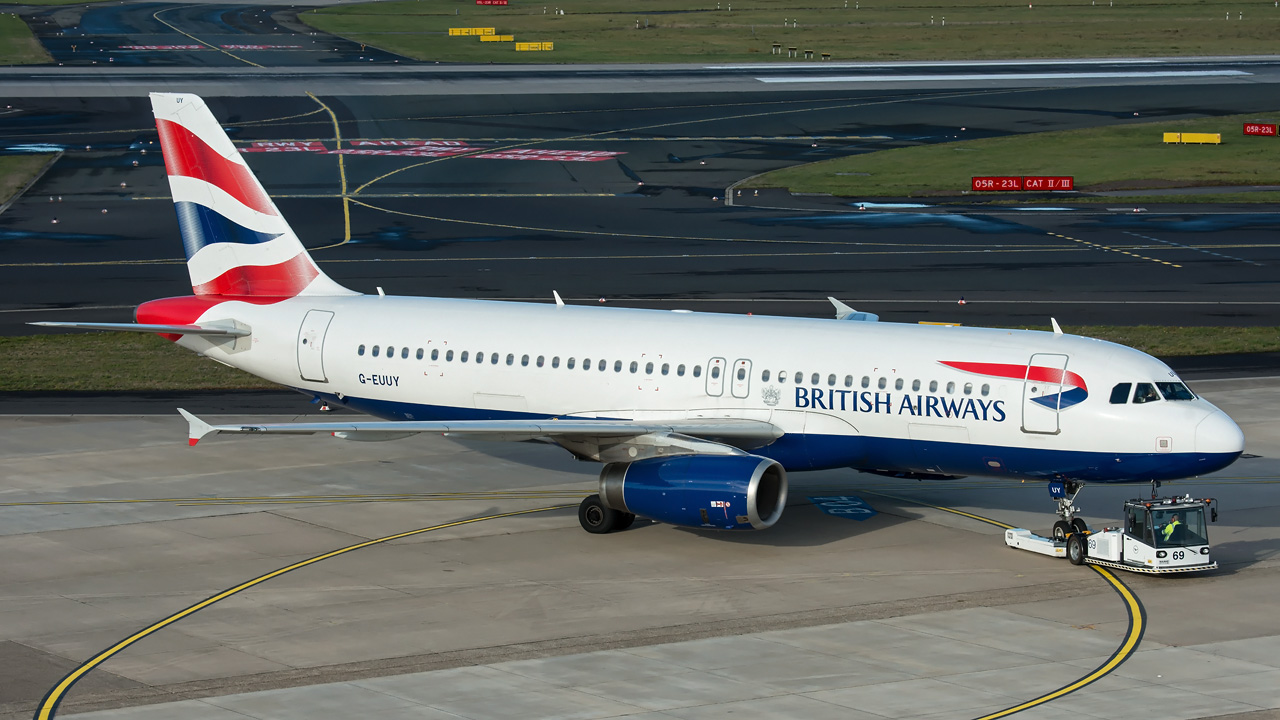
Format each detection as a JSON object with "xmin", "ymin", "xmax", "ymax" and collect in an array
[
  {"xmin": 1156, "ymin": 382, "xmax": 1195, "ymax": 401},
  {"xmin": 1110, "ymin": 383, "xmax": 1132, "ymax": 404},
  {"xmin": 1133, "ymin": 383, "xmax": 1160, "ymax": 404}
]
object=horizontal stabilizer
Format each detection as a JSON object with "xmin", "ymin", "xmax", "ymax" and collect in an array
[
  {"xmin": 177, "ymin": 410, "xmax": 782, "ymax": 448},
  {"xmin": 30, "ymin": 321, "xmax": 250, "ymax": 337}
]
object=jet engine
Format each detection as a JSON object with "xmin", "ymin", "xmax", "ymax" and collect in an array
[{"xmin": 598, "ymin": 454, "xmax": 788, "ymax": 530}]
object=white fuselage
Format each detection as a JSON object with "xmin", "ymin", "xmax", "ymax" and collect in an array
[{"xmin": 174, "ymin": 294, "xmax": 1244, "ymax": 482}]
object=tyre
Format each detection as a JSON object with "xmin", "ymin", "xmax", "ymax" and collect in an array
[
  {"xmin": 1071, "ymin": 517, "xmax": 1089, "ymax": 535},
  {"xmin": 579, "ymin": 494, "xmax": 620, "ymax": 534},
  {"xmin": 1052, "ymin": 520, "xmax": 1071, "ymax": 542},
  {"xmin": 614, "ymin": 512, "xmax": 636, "ymax": 531},
  {"xmin": 1067, "ymin": 533, "xmax": 1087, "ymax": 565}
]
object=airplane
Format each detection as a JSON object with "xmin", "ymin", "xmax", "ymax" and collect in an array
[{"xmin": 34, "ymin": 92, "xmax": 1245, "ymax": 537}]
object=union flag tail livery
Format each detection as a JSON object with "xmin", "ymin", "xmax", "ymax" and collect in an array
[
  {"xmin": 151, "ymin": 92, "xmax": 353, "ymax": 298},
  {"xmin": 33, "ymin": 93, "xmax": 1247, "ymax": 538}
]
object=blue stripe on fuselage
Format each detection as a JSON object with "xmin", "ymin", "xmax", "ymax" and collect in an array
[
  {"xmin": 174, "ymin": 201, "xmax": 281, "ymax": 259},
  {"xmin": 309, "ymin": 392, "xmax": 1239, "ymax": 483}
]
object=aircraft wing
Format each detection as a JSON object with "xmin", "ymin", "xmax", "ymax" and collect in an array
[{"xmin": 179, "ymin": 409, "xmax": 783, "ymax": 461}]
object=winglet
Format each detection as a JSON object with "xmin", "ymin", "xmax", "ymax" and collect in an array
[
  {"xmin": 178, "ymin": 408, "xmax": 215, "ymax": 446},
  {"xmin": 553, "ymin": 290, "xmax": 565, "ymax": 308},
  {"xmin": 828, "ymin": 296, "xmax": 855, "ymax": 320},
  {"xmin": 1051, "ymin": 317, "xmax": 1063, "ymax": 336}
]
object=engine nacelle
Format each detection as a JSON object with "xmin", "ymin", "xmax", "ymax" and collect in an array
[{"xmin": 599, "ymin": 454, "xmax": 788, "ymax": 530}]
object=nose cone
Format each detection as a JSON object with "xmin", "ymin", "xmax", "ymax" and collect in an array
[{"xmin": 1196, "ymin": 410, "xmax": 1245, "ymax": 455}]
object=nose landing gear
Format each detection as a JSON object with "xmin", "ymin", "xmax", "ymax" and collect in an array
[{"xmin": 1049, "ymin": 480, "xmax": 1088, "ymax": 541}]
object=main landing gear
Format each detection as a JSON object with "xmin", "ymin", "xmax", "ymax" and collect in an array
[
  {"xmin": 578, "ymin": 494, "xmax": 636, "ymax": 534},
  {"xmin": 1048, "ymin": 480, "xmax": 1089, "ymax": 542}
]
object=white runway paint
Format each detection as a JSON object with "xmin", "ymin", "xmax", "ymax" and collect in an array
[{"xmin": 757, "ymin": 70, "xmax": 1252, "ymax": 84}]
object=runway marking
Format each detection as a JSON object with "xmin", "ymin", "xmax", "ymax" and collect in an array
[
  {"xmin": 32, "ymin": 504, "xmax": 571, "ymax": 720},
  {"xmin": 758, "ymin": 70, "xmax": 1250, "ymax": 84},
  {"xmin": 347, "ymin": 87, "xmax": 1040, "ymax": 198},
  {"xmin": 133, "ymin": 193, "xmax": 621, "ymax": 200},
  {"xmin": 306, "ymin": 93, "xmax": 351, "ymax": 250},
  {"xmin": 1046, "ymin": 231, "xmax": 1180, "ymax": 268},
  {"xmin": 1121, "ymin": 231, "xmax": 1262, "ymax": 266},
  {"xmin": 866, "ymin": 493, "xmax": 1146, "ymax": 720},
  {"xmin": 232, "ymin": 135, "xmax": 893, "ymax": 143},
  {"xmin": 150, "ymin": 8, "xmax": 263, "ymax": 68}
]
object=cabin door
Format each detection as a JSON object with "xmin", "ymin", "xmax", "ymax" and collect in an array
[
  {"xmin": 1021, "ymin": 353, "xmax": 1069, "ymax": 434},
  {"xmin": 297, "ymin": 310, "xmax": 335, "ymax": 383}
]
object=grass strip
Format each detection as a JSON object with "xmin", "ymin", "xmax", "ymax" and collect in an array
[
  {"xmin": 301, "ymin": 0, "xmax": 1280, "ymax": 64},
  {"xmin": 2, "ymin": 326, "xmax": 1276, "ymax": 392},
  {"xmin": 743, "ymin": 111, "xmax": 1280, "ymax": 198},
  {"xmin": 0, "ymin": 13, "xmax": 51, "ymax": 64},
  {"xmin": 0, "ymin": 155, "xmax": 55, "ymax": 207},
  {"xmin": 0, "ymin": 333, "xmax": 273, "ymax": 392}
]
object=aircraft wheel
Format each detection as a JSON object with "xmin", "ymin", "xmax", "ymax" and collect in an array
[
  {"xmin": 1071, "ymin": 517, "xmax": 1089, "ymax": 535},
  {"xmin": 579, "ymin": 494, "xmax": 621, "ymax": 534},
  {"xmin": 1067, "ymin": 533, "xmax": 1087, "ymax": 565},
  {"xmin": 1052, "ymin": 521, "xmax": 1071, "ymax": 542}
]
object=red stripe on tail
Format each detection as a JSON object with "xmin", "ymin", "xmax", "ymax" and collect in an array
[
  {"xmin": 191, "ymin": 253, "xmax": 319, "ymax": 297},
  {"xmin": 156, "ymin": 118, "xmax": 277, "ymax": 217}
]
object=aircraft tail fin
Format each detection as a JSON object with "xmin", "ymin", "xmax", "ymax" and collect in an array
[{"xmin": 150, "ymin": 92, "xmax": 356, "ymax": 298}]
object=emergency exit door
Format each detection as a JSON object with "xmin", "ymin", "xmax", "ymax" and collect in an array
[{"xmin": 297, "ymin": 310, "xmax": 334, "ymax": 383}]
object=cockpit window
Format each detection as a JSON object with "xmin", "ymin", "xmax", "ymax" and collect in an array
[
  {"xmin": 1156, "ymin": 382, "xmax": 1195, "ymax": 401},
  {"xmin": 1133, "ymin": 383, "xmax": 1160, "ymax": 404},
  {"xmin": 1109, "ymin": 383, "xmax": 1132, "ymax": 405}
]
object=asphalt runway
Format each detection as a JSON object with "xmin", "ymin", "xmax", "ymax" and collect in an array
[
  {"xmin": 1, "ymin": 380, "xmax": 1277, "ymax": 720},
  {"xmin": 22, "ymin": 2, "xmax": 405, "ymax": 67},
  {"xmin": 3, "ymin": 83, "xmax": 1280, "ymax": 339}
]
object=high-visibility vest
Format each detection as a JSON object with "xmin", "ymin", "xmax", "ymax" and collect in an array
[{"xmin": 1162, "ymin": 519, "xmax": 1181, "ymax": 541}]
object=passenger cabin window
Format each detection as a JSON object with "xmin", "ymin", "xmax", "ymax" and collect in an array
[
  {"xmin": 598, "ymin": 359, "xmax": 606, "ymax": 371},
  {"xmin": 537, "ymin": 356, "xmax": 545, "ymax": 367},
  {"xmin": 416, "ymin": 348, "xmax": 424, "ymax": 360},
  {"xmin": 662, "ymin": 363, "xmax": 670, "ymax": 375},
  {"xmin": 431, "ymin": 349, "xmax": 439, "ymax": 361},
  {"xmin": 963, "ymin": 382, "xmax": 972, "ymax": 395},
  {"xmin": 372, "ymin": 346, "xmax": 381, "ymax": 357},
  {"xmin": 460, "ymin": 351, "xmax": 469, "ymax": 362},
  {"xmin": 615, "ymin": 360, "xmax": 623, "ymax": 372},
  {"xmin": 583, "ymin": 358, "xmax": 592, "ymax": 371},
  {"xmin": 762, "ymin": 370, "xmax": 771, "ymax": 382},
  {"xmin": 521, "ymin": 354, "xmax": 529, "ymax": 366},
  {"xmin": 650, "ymin": 363, "xmax": 657, "ymax": 375},
  {"xmin": 694, "ymin": 366, "xmax": 702, "ymax": 378},
  {"xmin": 946, "ymin": 381, "xmax": 955, "ymax": 394},
  {"xmin": 401, "ymin": 347, "xmax": 409, "ymax": 359},
  {"xmin": 877, "ymin": 377, "xmax": 886, "ymax": 390},
  {"xmin": 929, "ymin": 380, "xmax": 938, "ymax": 392},
  {"xmin": 477, "ymin": 352, "xmax": 485, "ymax": 364},
  {"xmin": 491, "ymin": 353, "xmax": 499, "ymax": 364},
  {"xmin": 1110, "ymin": 383, "xmax": 1132, "ymax": 404},
  {"xmin": 358, "ymin": 345, "xmax": 366, "ymax": 356},
  {"xmin": 827, "ymin": 374, "xmax": 836, "ymax": 386},
  {"xmin": 778, "ymin": 371, "xmax": 787, "ymax": 384},
  {"xmin": 912, "ymin": 379, "xmax": 921, "ymax": 391},
  {"xmin": 507, "ymin": 354, "xmax": 515, "ymax": 366},
  {"xmin": 810, "ymin": 373, "xmax": 819, "ymax": 385},
  {"xmin": 1156, "ymin": 382, "xmax": 1195, "ymax": 401},
  {"xmin": 861, "ymin": 376, "xmax": 870, "ymax": 389},
  {"xmin": 740, "ymin": 367, "xmax": 748, "ymax": 381},
  {"xmin": 895, "ymin": 378, "xmax": 904, "ymax": 391},
  {"xmin": 795, "ymin": 372, "xmax": 803, "ymax": 384},
  {"xmin": 567, "ymin": 358, "xmax": 576, "ymax": 369},
  {"xmin": 1133, "ymin": 383, "xmax": 1160, "ymax": 404},
  {"xmin": 387, "ymin": 346, "xmax": 394, "ymax": 357},
  {"xmin": 981, "ymin": 383, "xmax": 990, "ymax": 396},
  {"xmin": 446, "ymin": 350, "xmax": 454, "ymax": 361},
  {"xmin": 552, "ymin": 356, "xmax": 560, "ymax": 368},
  {"xmin": 845, "ymin": 375, "xmax": 853, "ymax": 388},
  {"xmin": 677, "ymin": 364, "xmax": 686, "ymax": 376},
  {"xmin": 630, "ymin": 361, "xmax": 639, "ymax": 373}
]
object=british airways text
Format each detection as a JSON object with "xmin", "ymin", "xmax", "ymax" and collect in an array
[{"xmin": 795, "ymin": 387, "xmax": 1006, "ymax": 422}]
